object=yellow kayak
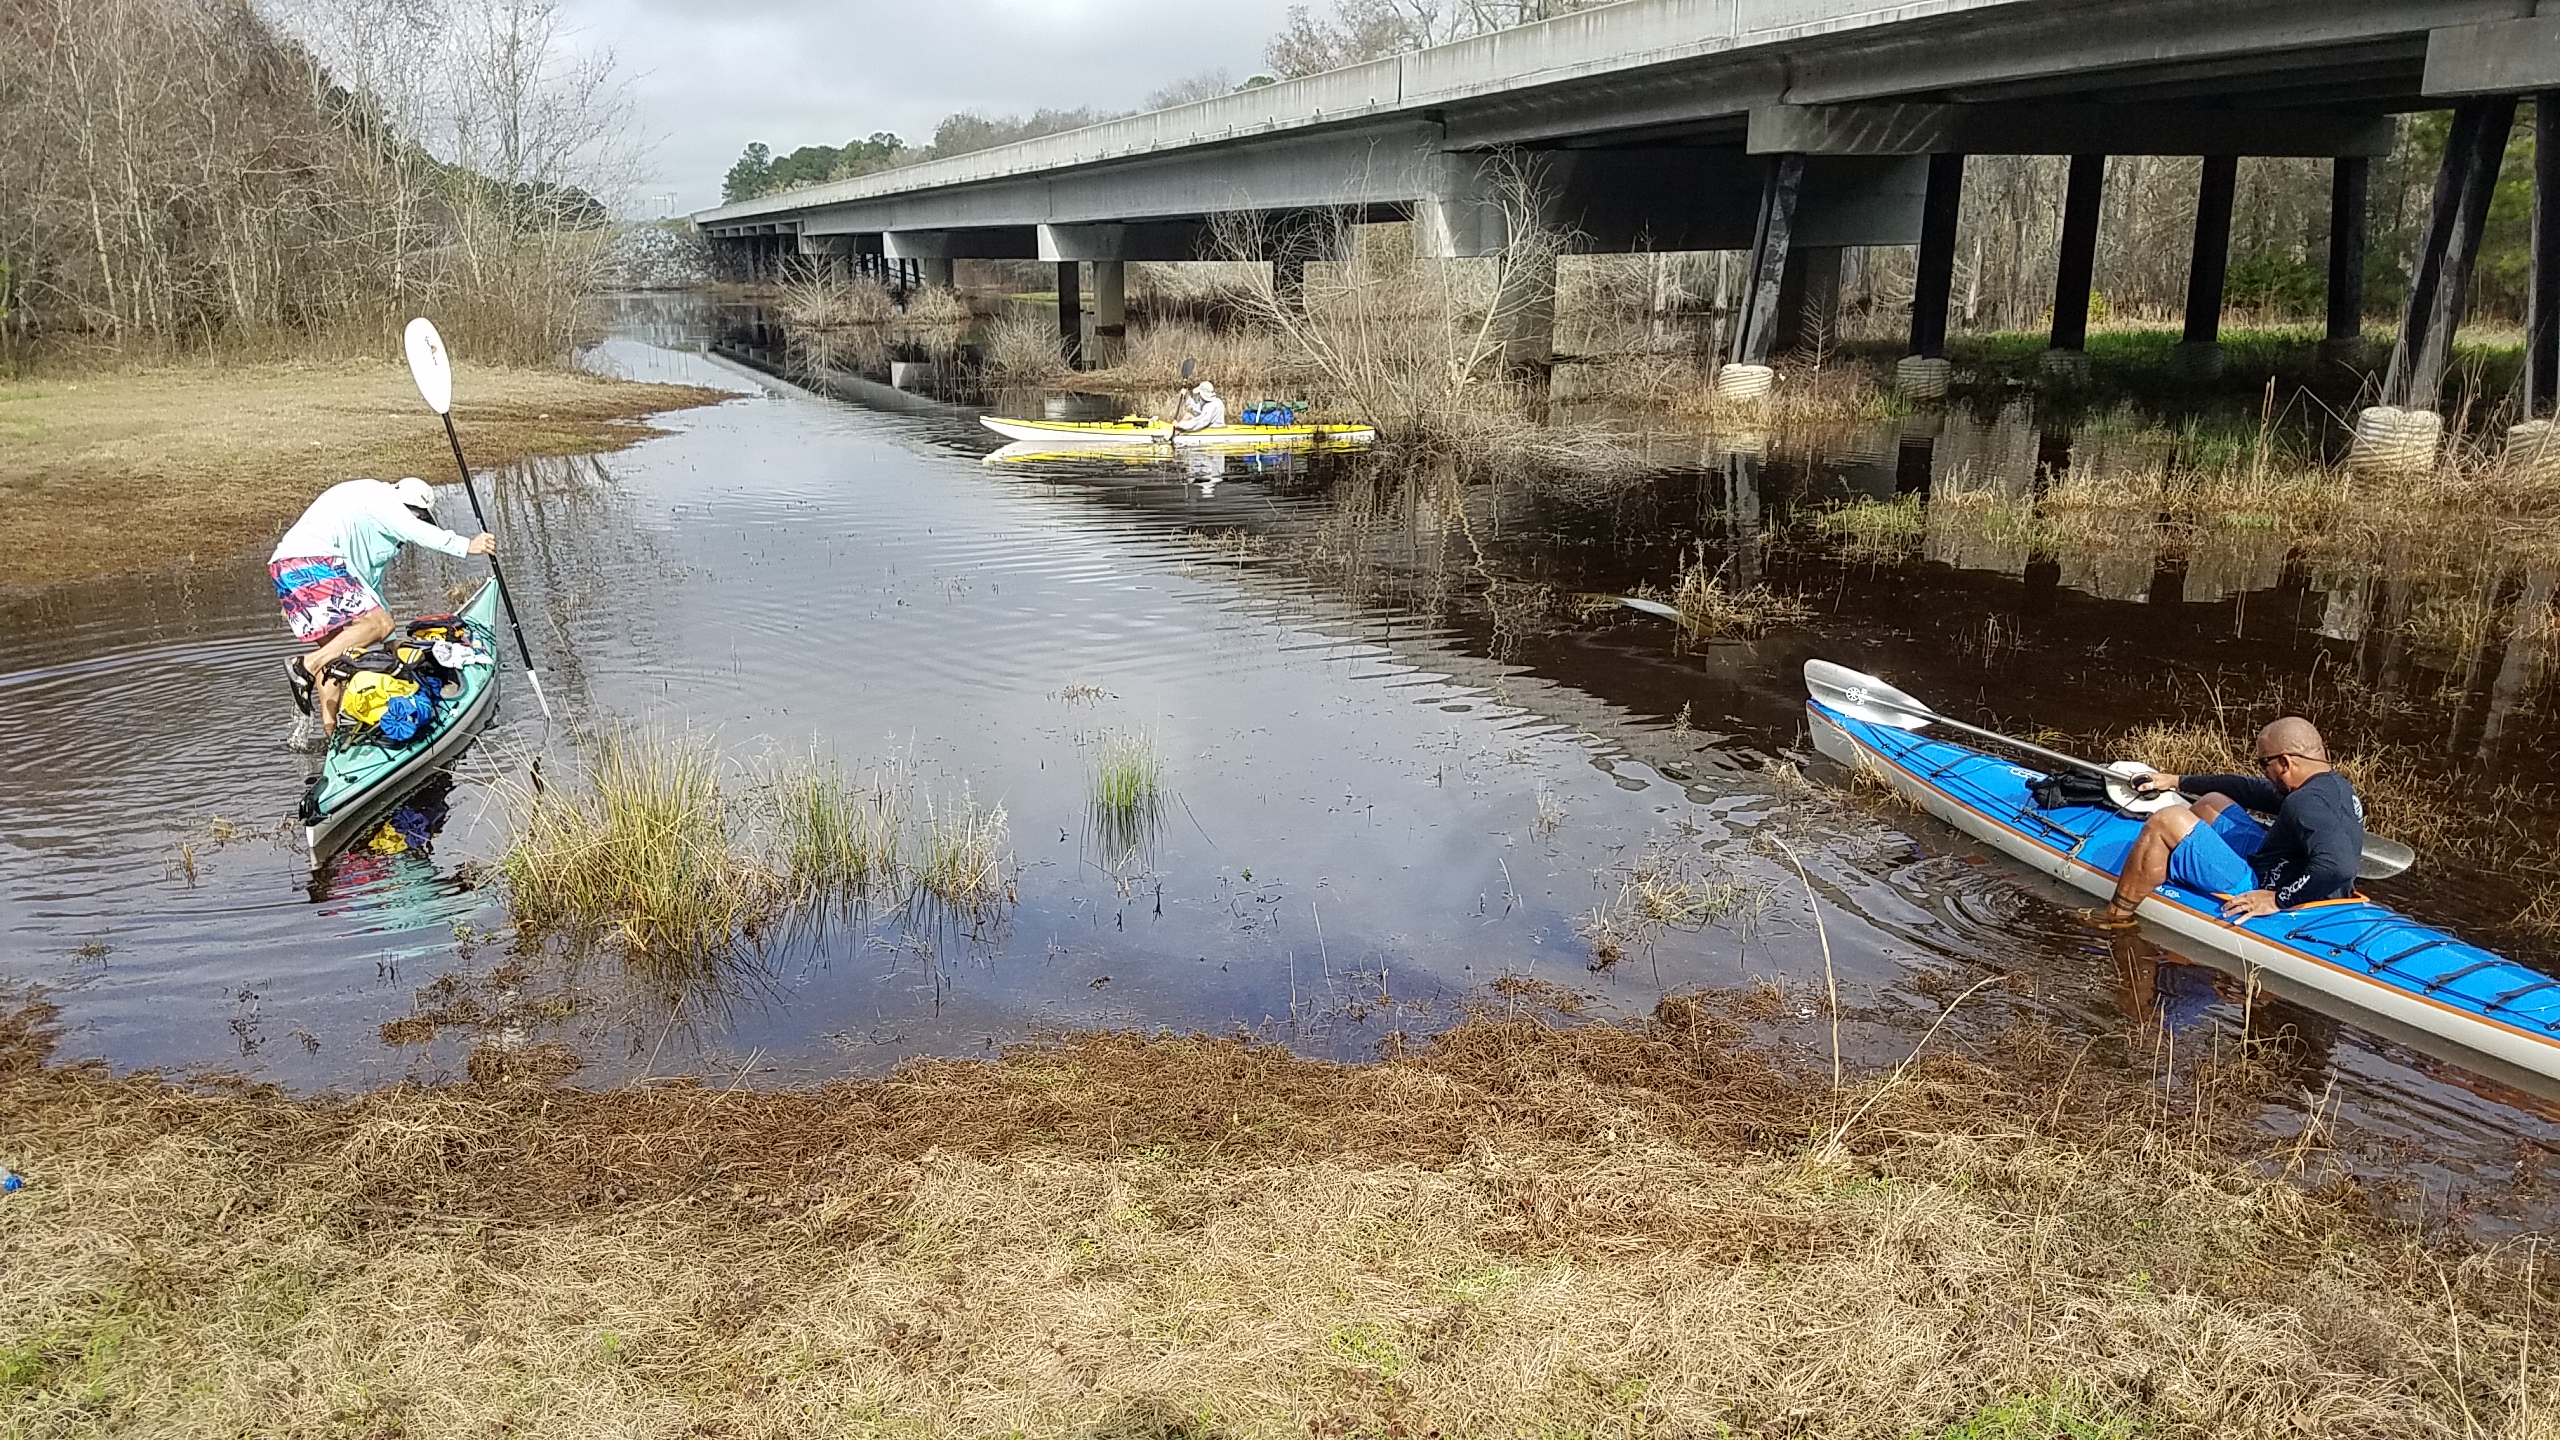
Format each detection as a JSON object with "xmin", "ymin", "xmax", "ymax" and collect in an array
[{"xmin": 978, "ymin": 415, "xmax": 1375, "ymax": 447}]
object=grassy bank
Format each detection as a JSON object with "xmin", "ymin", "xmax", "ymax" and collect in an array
[
  {"xmin": 2, "ymin": 994, "xmax": 2548, "ymax": 1437},
  {"xmin": 0, "ymin": 362, "xmax": 727, "ymax": 594}
]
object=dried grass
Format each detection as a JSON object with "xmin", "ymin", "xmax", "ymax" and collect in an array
[
  {"xmin": 1580, "ymin": 846, "xmax": 1770, "ymax": 965},
  {"xmin": 774, "ymin": 266, "xmax": 896, "ymax": 328},
  {"xmin": 2, "ymin": 994, "xmax": 2550, "ymax": 1437},
  {"xmin": 1668, "ymin": 554, "xmax": 1812, "ymax": 640},
  {"xmin": 981, "ymin": 307, "xmax": 1068, "ymax": 385},
  {"xmin": 900, "ymin": 285, "xmax": 974, "ymax": 326}
]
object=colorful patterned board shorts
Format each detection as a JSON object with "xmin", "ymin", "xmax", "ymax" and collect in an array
[{"xmin": 270, "ymin": 555, "xmax": 382, "ymax": 643}]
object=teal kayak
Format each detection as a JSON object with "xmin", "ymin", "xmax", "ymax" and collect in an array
[
  {"xmin": 301, "ymin": 578, "xmax": 503, "ymax": 862},
  {"xmin": 1806, "ymin": 674, "xmax": 2560, "ymax": 1085}
]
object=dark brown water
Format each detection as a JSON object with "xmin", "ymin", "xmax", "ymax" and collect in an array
[{"xmin": 4, "ymin": 292, "xmax": 2554, "ymax": 1230}]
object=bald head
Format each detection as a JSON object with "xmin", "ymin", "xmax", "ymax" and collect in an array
[{"xmin": 2257, "ymin": 716, "xmax": 2328, "ymax": 764}]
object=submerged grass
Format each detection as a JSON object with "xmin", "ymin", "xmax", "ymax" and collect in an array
[
  {"xmin": 1668, "ymin": 555, "xmax": 1812, "ymax": 641},
  {"xmin": 1088, "ymin": 729, "xmax": 1162, "ymax": 813},
  {"xmin": 915, "ymin": 786, "xmax": 1012, "ymax": 912},
  {"xmin": 6, "ymin": 991, "xmax": 2551, "ymax": 1437},
  {"xmin": 1580, "ymin": 845, "xmax": 1769, "ymax": 965},
  {"xmin": 503, "ymin": 733, "xmax": 1012, "ymax": 961},
  {"xmin": 501, "ymin": 729, "xmax": 782, "ymax": 968},
  {"xmin": 770, "ymin": 752, "xmax": 904, "ymax": 899}
]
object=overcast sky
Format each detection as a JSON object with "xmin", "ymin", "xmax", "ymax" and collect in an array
[{"xmin": 559, "ymin": 0, "xmax": 1307, "ymax": 216}]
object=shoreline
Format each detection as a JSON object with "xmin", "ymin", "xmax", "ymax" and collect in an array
[
  {"xmin": 1, "ymin": 991, "xmax": 2543, "ymax": 1436},
  {"xmin": 0, "ymin": 360, "xmax": 730, "ymax": 596}
]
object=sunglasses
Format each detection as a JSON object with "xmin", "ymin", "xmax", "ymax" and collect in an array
[{"xmin": 2256, "ymin": 751, "xmax": 2318, "ymax": 771}]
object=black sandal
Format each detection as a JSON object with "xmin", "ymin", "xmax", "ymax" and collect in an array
[{"xmin": 284, "ymin": 656, "xmax": 315, "ymax": 715}]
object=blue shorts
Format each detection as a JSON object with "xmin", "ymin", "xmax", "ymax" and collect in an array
[{"xmin": 2167, "ymin": 807, "xmax": 2267, "ymax": 897}]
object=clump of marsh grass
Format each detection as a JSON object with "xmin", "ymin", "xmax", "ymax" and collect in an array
[
  {"xmin": 1579, "ymin": 844, "xmax": 1768, "ymax": 965},
  {"xmin": 776, "ymin": 264, "xmax": 896, "ymax": 328},
  {"xmin": 1088, "ymin": 730, "xmax": 1161, "ymax": 813},
  {"xmin": 1816, "ymin": 492, "xmax": 1927, "ymax": 562},
  {"xmin": 980, "ymin": 307, "xmax": 1067, "ymax": 384},
  {"xmin": 1076, "ymin": 317, "xmax": 1306, "ymax": 396},
  {"xmin": 505, "ymin": 735, "xmax": 1018, "ymax": 963},
  {"xmin": 900, "ymin": 285, "xmax": 973, "ymax": 326},
  {"xmin": 770, "ymin": 753, "xmax": 904, "ymax": 900},
  {"xmin": 915, "ymin": 787, "xmax": 1012, "ymax": 912},
  {"xmin": 502, "ymin": 729, "xmax": 783, "ymax": 968},
  {"xmin": 1668, "ymin": 554, "xmax": 1811, "ymax": 640}
]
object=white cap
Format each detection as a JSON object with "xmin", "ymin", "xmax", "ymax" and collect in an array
[
  {"xmin": 391, "ymin": 476, "xmax": 435, "ymax": 515},
  {"xmin": 1193, "ymin": 380, "xmax": 1217, "ymax": 397}
]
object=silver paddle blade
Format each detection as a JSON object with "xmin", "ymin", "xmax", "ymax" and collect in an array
[
  {"xmin": 1804, "ymin": 658, "xmax": 1930, "ymax": 731},
  {"xmin": 2357, "ymin": 835, "xmax": 2416, "ymax": 882}
]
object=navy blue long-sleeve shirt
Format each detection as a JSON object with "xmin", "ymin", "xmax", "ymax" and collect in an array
[{"xmin": 2181, "ymin": 769, "xmax": 2365, "ymax": 906}]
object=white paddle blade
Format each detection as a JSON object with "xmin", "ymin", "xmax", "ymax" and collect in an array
[
  {"xmin": 1803, "ymin": 658, "xmax": 1930, "ymax": 731},
  {"xmin": 2103, "ymin": 760, "xmax": 2181, "ymax": 816},
  {"xmin": 403, "ymin": 317, "xmax": 453, "ymax": 415}
]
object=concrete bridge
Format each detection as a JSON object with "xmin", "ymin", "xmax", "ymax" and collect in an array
[{"xmin": 696, "ymin": 0, "xmax": 2559, "ymax": 430}]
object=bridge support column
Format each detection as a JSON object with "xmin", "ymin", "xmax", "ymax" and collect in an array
[
  {"xmin": 1898, "ymin": 152, "xmax": 1964, "ymax": 400},
  {"xmin": 921, "ymin": 258, "xmax": 955, "ymax": 290},
  {"xmin": 2514, "ymin": 95, "xmax": 2560, "ymax": 476},
  {"xmin": 2359, "ymin": 97, "xmax": 2517, "ymax": 472},
  {"xmin": 2325, "ymin": 157, "xmax": 2369, "ymax": 362},
  {"xmin": 2528, "ymin": 96, "xmax": 2558, "ymax": 419},
  {"xmin": 1721, "ymin": 152, "xmax": 1805, "ymax": 402},
  {"xmin": 2176, "ymin": 154, "xmax": 2238, "ymax": 378},
  {"xmin": 1056, "ymin": 260, "xmax": 1083, "ymax": 364},
  {"xmin": 2042, "ymin": 153, "xmax": 2106, "ymax": 382},
  {"xmin": 1492, "ymin": 251, "xmax": 1558, "ymax": 377},
  {"xmin": 1771, "ymin": 246, "xmax": 1842, "ymax": 356},
  {"xmin": 1092, "ymin": 260, "xmax": 1126, "ymax": 366}
]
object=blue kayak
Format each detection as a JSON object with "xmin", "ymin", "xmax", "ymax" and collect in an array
[{"xmin": 1806, "ymin": 696, "xmax": 2560, "ymax": 1083}]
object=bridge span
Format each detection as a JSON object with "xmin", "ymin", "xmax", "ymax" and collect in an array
[{"xmin": 696, "ymin": 0, "xmax": 2558, "ymax": 431}]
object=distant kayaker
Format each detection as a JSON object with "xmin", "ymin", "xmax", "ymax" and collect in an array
[
  {"xmin": 1168, "ymin": 379, "xmax": 1225, "ymax": 435},
  {"xmin": 272, "ymin": 477, "xmax": 493, "ymax": 743},
  {"xmin": 2104, "ymin": 717, "xmax": 2365, "ymax": 922}
]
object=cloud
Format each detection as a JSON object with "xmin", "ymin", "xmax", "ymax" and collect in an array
[{"xmin": 558, "ymin": 0, "xmax": 1302, "ymax": 214}]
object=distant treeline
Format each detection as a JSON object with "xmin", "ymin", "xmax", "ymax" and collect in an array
[
  {"xmin": 718, "ymin": 75, "xmax": 1277, "ymax": 204},
  {"xmin": 2, "ymin": 0, "xmax": 632, "ymax": 365}
]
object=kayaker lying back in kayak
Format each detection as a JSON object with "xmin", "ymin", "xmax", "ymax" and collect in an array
[
  {"xmin": 1169, "ymin": 380, "xmax": 1225, "ymax": 433},
  {"xmin": 271, "ymin": 477, "xmax": 494, "ymax": 744},
  {"xmin": 2105, "ymin": 716, "xmax": 2366, "ymax": 924}
]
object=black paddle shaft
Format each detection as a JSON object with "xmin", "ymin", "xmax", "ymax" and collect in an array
[{"xmin": 439, "ymin": 411, "xmax": 539, "ymax": 672}]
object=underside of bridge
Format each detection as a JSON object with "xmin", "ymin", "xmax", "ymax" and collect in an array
[{"xmin": 698, "ymin": 2, "xmax": 2559, "ymax": 438}]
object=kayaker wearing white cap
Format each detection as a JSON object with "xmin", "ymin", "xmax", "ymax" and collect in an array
[
  {"xmin": 1167, "ymin": 378, "xmax": 1225, "ymax": 436},
  {"xmin": 270, "ymin": 476, "xmax": 493, "ymax": 742}
]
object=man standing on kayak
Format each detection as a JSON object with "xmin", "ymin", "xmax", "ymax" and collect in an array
[
  {"xmin": 271, "ymin": 476, "xmax": 493, "ymax": 744},
  {"xmin": 2105, "ymin": 717, "xmax": 2365, "ymax": 922}
]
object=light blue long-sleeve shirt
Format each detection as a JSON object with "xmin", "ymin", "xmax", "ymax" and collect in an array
[{"xmin": 271, "ymin": 479, "xmax": 472, "ymax": 602}]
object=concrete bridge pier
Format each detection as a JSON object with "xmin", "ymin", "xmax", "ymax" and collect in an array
[
  {"xmin": 2357, "ymin": 96, "xmax": 2518, "ymax": 472},
  {"xmin": 1056, "ymin": 261, "xmax": 1084, "ymax": 363},
  {"xmin": 2175, "ymin": 155, "xmax": 2239, "ymax": 379},
  {"xmin": 921, "ymin": 258, "xmax": 955, "ymax": 291},
  {"xmin": 2041, "ymin": 154, "xmax": 2106, "ymax": 384},
  {"xmin": 1770, "ymin": 246, "xmax": 1842, "ymax": 356},
  {"xmin": 1897, "ymin": 153, "xmax": 1965, "ymax": 400},
  {"xmin": 2325, "ymin": 158, "xmax": 2370, "ymax": 363},
  {"xmin": 2528, "ymin": 97, "xmax": 2558, "ymax": 419},
  {"xmin": 1492, "ymin": 251, "xmax": 1560, "ymax": 377},
  {"xmin": 1717, "ymin": 152, "xmax": 1805, "ymax": 404},
  {"xmin": 1094, "ymin": 261, "xmax": 1127, "ymax": 342}
]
